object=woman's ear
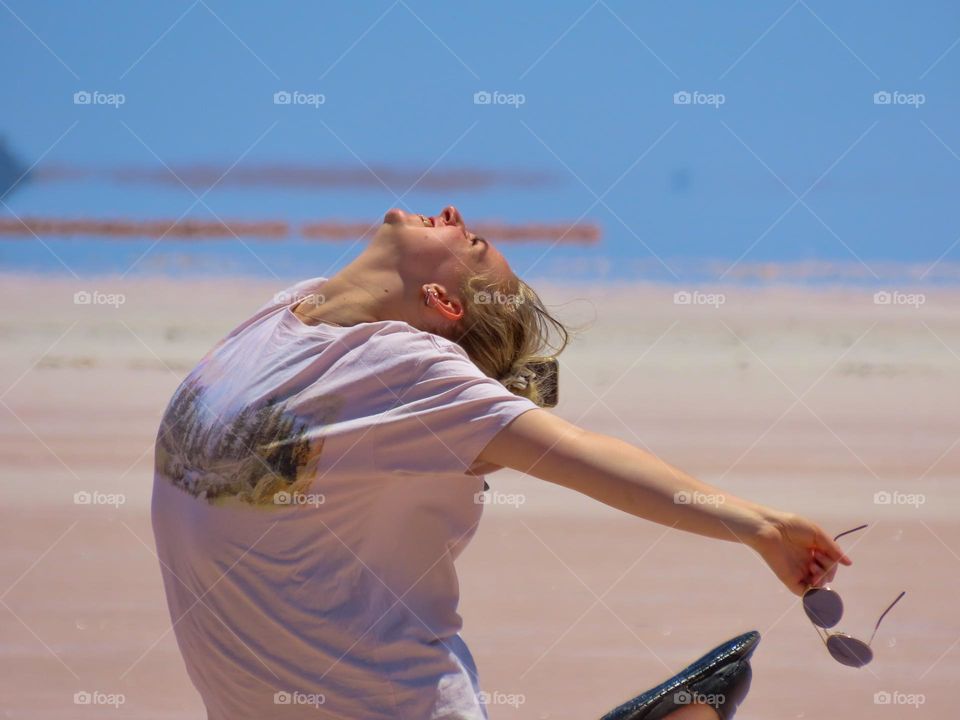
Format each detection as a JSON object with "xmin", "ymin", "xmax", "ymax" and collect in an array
[{"xmin": 422, "ymin": 284, "xmax": 464, "ymax": 322}]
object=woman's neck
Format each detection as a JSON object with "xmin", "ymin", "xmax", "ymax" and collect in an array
[{"xmin": 293, "ymin": 264, "xmax": 404, "ymax": 328}]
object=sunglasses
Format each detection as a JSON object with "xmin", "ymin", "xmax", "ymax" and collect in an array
[{"xmin": 802, "ymin": 524, "xmax": 906, "ymax": 668}]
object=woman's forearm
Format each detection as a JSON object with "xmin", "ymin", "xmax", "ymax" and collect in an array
[
  {"xmin": 481, "ymin": 409, "xmax": 849, "ymax": 594},
  {"xmin": 546, "ymin": 429, "xmax": 780, "ymax": 548}
]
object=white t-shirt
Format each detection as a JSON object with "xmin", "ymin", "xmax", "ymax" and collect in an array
[{"xmin": 151, "ymin": 277, "xmax": 539, "ymax": 719}]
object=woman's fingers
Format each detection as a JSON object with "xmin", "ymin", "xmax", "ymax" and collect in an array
[
  {"xmin": 808, "ymin": 559, "xmax": 834, "ymax": 586},
  {"xmin": 818, "ymin": 527, "xmax": 853, "ymax": 566},
  {"xmin": 799, "ymin": 545, "xmax": 836, "ymax": 588},
  {"xmin": 761, "ymin": 514, "xmax": 850, "ymax": 595},
  {"xmin": 804, "ymin": 531, "xmax": 846, "ymax": 586},
  {"xmin": 812, "ymin": 549, "xmax": 838, "ymax": 583},
  {"xmin": 807, "ymin": 558, "xmax": 827, "ymax": 586}
]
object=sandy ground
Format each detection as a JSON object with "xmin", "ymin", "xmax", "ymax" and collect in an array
[{"xmin": 1, "ymin": 275, "xmax": 958, "ymax": 719}]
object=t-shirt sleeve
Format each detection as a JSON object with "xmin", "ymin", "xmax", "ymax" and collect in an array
[{"xmin": 372, "ymin": 333, "xmax": 539, "ymax": 476}]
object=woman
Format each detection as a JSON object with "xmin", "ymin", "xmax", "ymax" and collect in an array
[{"xmin": 151, "ymin": 205, "xmax": 850, "ymax": 720}]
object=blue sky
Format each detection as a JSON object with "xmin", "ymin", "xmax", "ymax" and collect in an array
[{"xmin": 1, "ymin": 1, "xmax": 958, "ymax": 280}]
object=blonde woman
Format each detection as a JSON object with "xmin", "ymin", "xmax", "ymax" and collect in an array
[{"xmin": 152, "ymin": 206, "xmax": 850, "ymax": 719}]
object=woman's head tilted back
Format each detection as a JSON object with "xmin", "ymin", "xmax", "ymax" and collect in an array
[{"xmin": 374, "ymin": 205, "xmax": 569, "ymax": 404}]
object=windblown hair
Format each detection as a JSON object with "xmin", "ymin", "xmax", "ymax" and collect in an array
[{"xmin": 447, "ymin": 271, "xmax": 570, "ymax": 405}]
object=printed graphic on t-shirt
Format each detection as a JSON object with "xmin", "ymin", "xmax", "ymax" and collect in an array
[{"xmin": 155, "ymin": 376, "xmax": 342, "ymax": 504}]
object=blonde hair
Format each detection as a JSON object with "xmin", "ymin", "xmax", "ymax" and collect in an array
[{"xmin": 447, "ymin": 271, "xmax": 570, "ymax": 405}]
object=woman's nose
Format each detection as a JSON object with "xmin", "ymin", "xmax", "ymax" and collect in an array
[{"xmin": 441, "ymin": 205, "xmax": 465, "ymax": 229}]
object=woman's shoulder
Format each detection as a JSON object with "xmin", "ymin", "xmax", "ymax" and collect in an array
[
  {"xmin": 368, "ymin": 322, "xmax": 471, "ymax": 362},
  {"xmin": 357, "ymin": 321, "xmax": 455, "ymax": 360},
  {"xmin": 348, "ymin": 324, "xmax": 490, "ymax": 390}
]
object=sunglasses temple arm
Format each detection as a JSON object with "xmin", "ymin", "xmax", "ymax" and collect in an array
[
  {"xmin": 868, "ymin": 591, "xmax": 906, "ymax": 646},
  {"xmin": 833, "ymin": 524, "xmax": 869, "ymax": 542}
]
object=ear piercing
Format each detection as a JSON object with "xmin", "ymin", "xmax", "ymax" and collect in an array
[{"xmin": 423, "ymin": 287, "xmax": 464, "ymax": 322}]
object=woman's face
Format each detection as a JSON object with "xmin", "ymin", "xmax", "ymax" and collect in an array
[{"xmin": 379, "ymin": 205, "xmax": 510, "ymax": 289}]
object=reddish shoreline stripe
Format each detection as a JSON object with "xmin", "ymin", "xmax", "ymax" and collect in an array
[{"xmin": 0, "ymin": 217, "xmax": 601, "ymax": 244}]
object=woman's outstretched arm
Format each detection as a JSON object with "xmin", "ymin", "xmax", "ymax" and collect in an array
[{"xmin": 477, "ymin": 409, "xmax": 852, "ymax": 595}]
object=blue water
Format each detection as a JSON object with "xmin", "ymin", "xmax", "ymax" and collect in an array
[{"xmin": 3, "ymin": 1, "xmax": 958, "ymax": 283}]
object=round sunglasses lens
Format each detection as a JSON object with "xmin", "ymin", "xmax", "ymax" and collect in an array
[
  {"xmin": 826, "ymin": 635, "xmax": 873, "ymax": 668},
  {"xmin": 803, "ymin": 588, "xmax": 843, "ymax": 628}
]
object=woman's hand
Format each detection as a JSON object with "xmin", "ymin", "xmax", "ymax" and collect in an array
[{"xmin": 749, "ymin": 512, "xmax": 852, "ymax": 596}]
